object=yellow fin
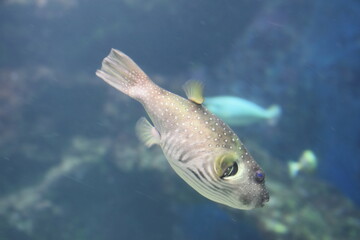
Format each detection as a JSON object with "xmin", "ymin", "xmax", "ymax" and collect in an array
[
  {"xmin": 182, "ymin": 80, "xmax": 204, "ymax": 104},
  {"xmin": 135, "ymin": 117, "xmax": 160, "ymax": 147}
]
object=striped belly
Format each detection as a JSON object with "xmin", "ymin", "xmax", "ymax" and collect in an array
[
  {"xmin": 160, "ymin": 130, "xmax": 210, "ymax": 165},
  {"xmin": 160, "ymin": 131, "xmax": 234, "ymax": 205}
]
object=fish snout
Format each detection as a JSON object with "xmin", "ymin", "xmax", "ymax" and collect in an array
[{"xmin": 257, "ymin": 190, "xmax": 270, "ymax": 207}]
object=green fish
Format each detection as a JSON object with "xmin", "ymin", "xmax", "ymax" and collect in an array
[
  {"xmin": 205, "ymin": 96, "xmax": 281, "ymax": 126},
  {"xmin": 96, "ymin": 49, "xmax": 269, "ymax": 210}
]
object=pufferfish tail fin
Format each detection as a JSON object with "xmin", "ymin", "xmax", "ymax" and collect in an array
[
  {"xmin": 96, "ymin": 49, "xmax": 155, "ymax": 101},
  {"xmin": 182, "ymin": 80, "xmax": 204, "ymax": 104},
  {"xmin": 135, "ymin": 117, "xmax": 161, "ymax": 148}
]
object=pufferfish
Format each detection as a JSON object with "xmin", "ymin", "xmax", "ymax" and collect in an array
[{"xmin": 96, "ymin": 49, "xmax": 269, "ymax": 210}]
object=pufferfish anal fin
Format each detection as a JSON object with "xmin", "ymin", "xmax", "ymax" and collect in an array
[
  {"xmin": 135, "ymin": 117, "xmax": 161, "ymax": 147},
  {"xmin": 182, "ymin": 80, "xmax": 204, "ymax": 104}
]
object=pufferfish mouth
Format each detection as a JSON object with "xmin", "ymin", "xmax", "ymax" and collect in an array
[
  {"xmin": 257, "ymin": 191, "xmax": 270, "ymax": 207},
  {"xmin": 239, "ymin": 189, "xmax": 270, "ymax": 208}
]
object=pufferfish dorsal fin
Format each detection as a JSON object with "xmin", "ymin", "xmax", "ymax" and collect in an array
[
  {"xmin": 135, "ymin": 117, "xmax": 161, "ymax": 147},
  {"xmin": 182, "ymin": 80, "xmax": 204, "ymax": 104}
]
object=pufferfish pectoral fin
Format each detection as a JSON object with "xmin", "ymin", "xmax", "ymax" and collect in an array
[
  {"xmin": 182, "ymin": 80, "xmax": 204, "ymax": 104},
  {"xmin": 135, "ymin": 117, "xmax": 161, "ymax": 147}
]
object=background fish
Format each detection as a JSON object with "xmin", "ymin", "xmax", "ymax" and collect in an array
[
  {"xmin": 96, "ymin": 49, "xmax": 269, "ymax": 210},
  {"xmin": 205, "ymin": 96, "xmax": 282, "ymax": 126},
  {"xmin": 288, "ymin": 150, "xmax": 318, "ymax": 178}
]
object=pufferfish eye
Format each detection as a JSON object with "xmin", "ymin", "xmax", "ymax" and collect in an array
[
  {"xmin": 221, "ymin": 162, "xmax": 238, "ymax": 179},
  {"xmin": 255, "ymin": 170, "xmax": 265, "ymax": 183}
]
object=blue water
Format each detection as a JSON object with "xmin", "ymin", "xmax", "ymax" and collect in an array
[{"xmin": 0, "ymin": 0, "xmax": 359, "ymax": 239}]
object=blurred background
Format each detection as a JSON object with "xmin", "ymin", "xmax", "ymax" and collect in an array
[{"xmin": 0, "ymin": 0, "xmax": 359, "ymax": 239}]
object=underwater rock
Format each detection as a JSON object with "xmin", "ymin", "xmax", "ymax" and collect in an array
[
  {"xmin": 0, "ymin": 132, "xmax": 359, "ymax": 239},
  {"xmin": 0, "ymin": 137, "xmax": 108, "ymax": 234}
]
